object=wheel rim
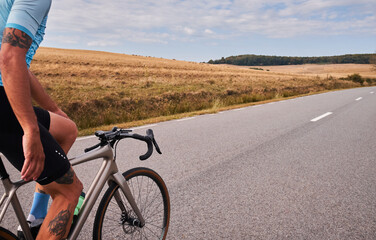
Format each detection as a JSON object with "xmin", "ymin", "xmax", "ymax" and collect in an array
[{"xmin": 101, "ymin": 174, "xmax": 168, "ymax": 239}]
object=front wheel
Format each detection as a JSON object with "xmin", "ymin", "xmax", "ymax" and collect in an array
[
  {"xmin": 0, "ymin": 227, "xmax": 18, "ymax": 240},
  {"xmin": 93, "ymin": 167, "xmax": 170, "ymax": 240}
]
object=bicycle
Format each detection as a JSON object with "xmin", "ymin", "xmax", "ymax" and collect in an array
[{"xmin": 0, "ymin": 127, "xmax": 170, "ymax": 240}]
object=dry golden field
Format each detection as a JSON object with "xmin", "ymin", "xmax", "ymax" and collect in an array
[
  {"xmin": 242, "ymin": 64, "xmax": 376, "ymax": 78},
  {"xmin": 31, "ymin": 47, "xmax": 376, "ymax": 133}
]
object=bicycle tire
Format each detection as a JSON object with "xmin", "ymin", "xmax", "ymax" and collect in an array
[
  {"xmin": 0, "ymin": 227, "xmax": 18, "ymax": 240},
  {"xmin": 93, "ymin": 167, "xmax": 170, "ymax": 240}
]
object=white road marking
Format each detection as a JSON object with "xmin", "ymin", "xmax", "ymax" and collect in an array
[
  {"xmin": 176, "ymin": 117, "xmax": 196, "ymax": 122},
  {"xmin": 355, "ymin": 97, "xmax": 362, "ymax": 101},
  {"xmin": 311, "ymin": 112, "xmax": 333, "ymax": 122},
  {"xmin": 131, "ymin": 124, "xmax": 158, "ymax": 130},
  {"xmin": 371, "ymin": 92, "xmax": 374, "ymax": 94},
  {"xmin": 77, "ymin": 135, "xmax": 95, "ymax": 141}
]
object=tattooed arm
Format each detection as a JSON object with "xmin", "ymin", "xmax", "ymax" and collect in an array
[
  {"xmin": 2, "ymin": 28, "xmax": 67, "ymax": 118},
  {"xmin": 2, "ymin": 28, "xmax": 31, "ymax": 48},
  {"xmin": 0, "ymin": 28, "xmax": 45, "ymax": 181}
]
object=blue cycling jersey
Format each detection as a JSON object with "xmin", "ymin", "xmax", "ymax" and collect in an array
[{"xmin": 0, "ymin": 0, "xmax": 51, "ymax": 86}]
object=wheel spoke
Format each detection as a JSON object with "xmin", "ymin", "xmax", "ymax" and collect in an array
[{"xmin": 93, "ymin": 168, "xmax": 169, "ymax": 240}]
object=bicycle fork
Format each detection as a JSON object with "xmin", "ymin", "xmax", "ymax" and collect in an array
[
  {"xmin": 112, "ymin": 173, "xmax": 146, "ymax": 227},
  {"xmin": 68, "ymin": 145, "xmax": 146, "ymax": 239}
]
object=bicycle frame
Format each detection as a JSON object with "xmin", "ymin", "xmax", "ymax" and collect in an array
[
  {"xmin": 0, "ymin": 171, "xmax": 33, "ymax": 240},
  {"xmin": 0, "ymin": 142, "xmax": 145, "ymax": 240}
]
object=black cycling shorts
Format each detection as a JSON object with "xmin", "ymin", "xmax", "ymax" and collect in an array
[{"xmin": 0, "ymin": 87, "xmax": 71, "ymax": 185}]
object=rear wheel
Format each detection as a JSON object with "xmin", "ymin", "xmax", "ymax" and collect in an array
[
  {"xmin": 0, "ymin": 227, "xmax": 18, "ymax": 240},
  {"xmin": 93, "ymin": 167, "xmax": 170, "ymax": 240}
]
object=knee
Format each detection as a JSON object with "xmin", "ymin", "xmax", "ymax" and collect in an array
[
  {"xmin": 49, "ymin": 176, "xmax": 83, "ymax": 204},
  {"xmin": 67, "ymin": 120, "xmax": 78, "ymax": 145},
  {"xmin": 63, "ymin": 180, "xmax": 83, "ymax": 205},
  {"xmin": 72, "ymin": 179, "xmax": 83, "ymax": 200},
  {"xmin": 52, "ymin": 115, "xmax": 78, "ymax": 149}
]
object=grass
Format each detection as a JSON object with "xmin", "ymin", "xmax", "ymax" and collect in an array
[{"xmin": 31, "ymin": 48, "xmax": 376, "ymax": 135}]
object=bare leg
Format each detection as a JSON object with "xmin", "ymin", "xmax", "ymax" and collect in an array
[{"xmin": 36, "ymin": 168, "xmax": 83, "ymax": 240}]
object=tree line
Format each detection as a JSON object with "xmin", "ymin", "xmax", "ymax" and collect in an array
[{"xmin": 208, "ymin": 54, "xmax": 375, "ymax": 66}]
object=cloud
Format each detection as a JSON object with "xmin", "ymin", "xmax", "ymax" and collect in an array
[
  {"xmin": 87, "ymin": 41, "xmax": 118, "ymax": 47},
  {"xmin": 45, "ymin": 0, "xmax": 376, "ymax": 47},
  {"xmin": 204, "ymin": 29, "xmax": 214, "ymax": 35},
  {"xmin": 183, "ymin": 27, "xmax": 195, "ymax": 35}
]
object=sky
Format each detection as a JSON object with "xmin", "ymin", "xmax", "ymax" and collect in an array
[{"xmin": 42, "ymin": 0, "xmax": 376, "ymax": 62}]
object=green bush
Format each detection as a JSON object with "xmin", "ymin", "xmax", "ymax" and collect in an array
[{"xmin": 347, "ymin": 73, "xmax": 364, "ymax": 85}]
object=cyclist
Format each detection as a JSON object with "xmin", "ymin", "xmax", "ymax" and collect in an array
[{"xmin": 0, "ymin": 0, "xmax": 83, "ymax": 239}]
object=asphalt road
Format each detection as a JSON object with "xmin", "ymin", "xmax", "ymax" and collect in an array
[{"xmin": 1, "ymin": 86, "xmax": 376, "ymax": 239}]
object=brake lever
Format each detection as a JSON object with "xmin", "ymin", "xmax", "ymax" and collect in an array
[
  {"xmin": 146, "ymin": 129, "xmax": 162, "ymax": 154},
  {"xmin": 152, "ymin": 138, "xmax": 162, "ymax": 154}
]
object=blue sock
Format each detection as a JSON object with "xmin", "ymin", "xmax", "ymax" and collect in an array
[{"xmin": 29, "ymin": 192, "xmax": 50, "ymax": 220}]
